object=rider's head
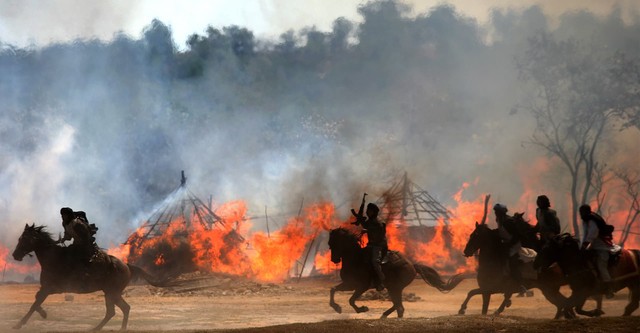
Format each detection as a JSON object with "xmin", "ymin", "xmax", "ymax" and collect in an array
[
  {"xmin": 579, "ymin": 204, "xmax": 592, "ymax": 221},
  {"xmin": 366, "ymin": 203, "xmax": 379, "ymax": 219},
  {"xmin": 493, "ymin": 204, "xmax": 508, "ymax": 220},
  {"xmin": 60, "ymin": 207, "xmax": 74, "ymax": 223},
  {"xmin": 536, "ymin": 195, "xmax": 551, "ymax": 209}
]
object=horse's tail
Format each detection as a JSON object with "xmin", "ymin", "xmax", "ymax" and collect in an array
[
  {"xmin": 127, "ymin": 264, "xmax": 167, "ymax": 287},
  {"xmin": 413, "ymin": 263, "xmax": 465, "ymax": 293}
]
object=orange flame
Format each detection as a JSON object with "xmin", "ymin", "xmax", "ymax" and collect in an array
[
  {"xmin": 314, "ymin": 250, "xmax": 340, "ymax": 274},
  {"xmin": 109, "ymin": 174, "xmax": 640, "ymax": 284},
  {"xmin": 0, "ymin": 242, "xmax": 40, "ymax": 277}
]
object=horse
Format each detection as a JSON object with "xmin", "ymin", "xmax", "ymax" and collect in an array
[
  {"xmin": 534, "ymin": 233, "xmax": 640, "ymax": 317},
  {"xmin": 11, "ymin": 223, "xmax": 164, "ymax": 330},
  {"xmin": 327, "ymin": 227, "xmax": 465, "ymax": 318},
  {"xmin": 459, "ymin": 222, "xmax": 578, "ymax": 318}
]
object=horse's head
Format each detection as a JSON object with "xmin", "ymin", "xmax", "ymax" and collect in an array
[
  {"xmin": 13, "ymin": 223, "xmax": 51, "ymax": 261},
  {"xmin": 328, "ymin": 228, "xmax": 359, "ymax": 264},
  {"xmin": 533, "ymin": 233, "xmax": 577, "ymax": 270},
  {"xmin": 463, "ymin": 222, "xmax": 491, "ymax": 257}
]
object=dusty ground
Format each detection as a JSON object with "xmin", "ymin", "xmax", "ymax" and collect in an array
[{"xmin": 1, "ymin": 274, "xmax": 638, "ymax": 332}]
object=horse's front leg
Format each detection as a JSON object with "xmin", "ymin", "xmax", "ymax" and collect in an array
[
  {"xmin": 349, "ymin": 286, "xmax": 370, "ymax": 313},
  {"xmin": 494, "ymin": 292, "xmax": 513, "ymax": 315},
  {"xmin": 330, "ymin": 282, "xmax": 353, "ymax": 314},
  {"xmin": 481, "ymin": 293, "xmax": 491, "ymax": 315},
  {"xmin": 458, "ymin": 288, "xmax": 483, "ymax": 315},
  {"xmin": 14, "ymin": 289, "xmax": 50, "ymax": 329}
]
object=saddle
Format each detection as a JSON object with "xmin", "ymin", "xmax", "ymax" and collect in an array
[
  {"xmin": 608, "ymin": 244, "xmax": 622, "ymax": 266},
  {"xmin": 381, "ymin": 250, "xmax": 400, "ymax": 265}
]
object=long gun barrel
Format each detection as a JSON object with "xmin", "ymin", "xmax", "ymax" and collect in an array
[{"xmin": 351, "ymin": 193, "xmax": 367, "ymax": 225}]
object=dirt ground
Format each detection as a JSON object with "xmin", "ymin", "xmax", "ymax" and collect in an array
[{"xmin": 1, "ymin": 274, "xmax": 638, "ymax": 332}]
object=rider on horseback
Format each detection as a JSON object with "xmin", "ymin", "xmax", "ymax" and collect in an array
[
  {"xmin": 355, "ymin": 203, "xmax": 387, "ymax": 291},
  {"xmin": 534, "ymin": 195, "xmax": 561, "ymax": 246},
  {"xmin": 579, "ymin": 204, "xmax": 615, "ymax": 299},
  {"xmin": 58, "ymin": 207, "xmax": 99, "ymax": 275},
  {"xmin": 494, "ymin": 203, "xmax": 529, "ymax": 296}
]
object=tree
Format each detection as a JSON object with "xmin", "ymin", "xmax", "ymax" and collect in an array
[
  {"xmin": 609, "ymin": 52, "xmax": 640, "ymax": 129},
  {"xmin": 516, "ymin": 33, "xmax": 618, "ymax": 236},
  {"xmin": 614, "ymin": 171, "xmax": 640, "ymax": 247}
]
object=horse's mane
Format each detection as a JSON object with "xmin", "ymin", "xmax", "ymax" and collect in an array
[
  {"xmin": 27, "ymin": 224, "xmax": 57, "ymax": 245},
  {"xmin": 330, "ymin": 227, "xmax": 361, "ymax": 244}
]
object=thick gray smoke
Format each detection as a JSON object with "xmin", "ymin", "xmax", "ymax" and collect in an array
[{"xmin": 1, "ymin": 1, "xmax": 640, "ymax": 259}]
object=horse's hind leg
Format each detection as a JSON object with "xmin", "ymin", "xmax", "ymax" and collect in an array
[
  {"xmin": 14, "ymin": 289, "xmax": 49, "ymax": 329},
  {"xmin": 458, "ymin": 288, "xmax": 482, "ymax": 315},
  {"xmin": 113, "ymin": 294, "xmax": 131, "ymax": 330},
  {"xmin": 35, "ymin": 305, "xmax": 47, "ymax": 319},
  {"xmin": 382, "ymin": 288, "xmax": 404, "ymax": 319},
  {"xmin": 574, "ymin": 295, "xmax": 601, "ymax": 317},
  {"xmin": 92, "ymin": 294, "xmax": 116, "ymax": 331},
  {"xmin": 624, "ymin": 283, "xmax": 640, "ymax": 316}
]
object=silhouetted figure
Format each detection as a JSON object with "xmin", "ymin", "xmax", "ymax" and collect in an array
[
  {"xmin": 579, "ymin": 204, "xmax": 615, "ymax": 299},
  {"xmin": 59, "ymin": 207, "xmax": 99, "ymax": 276},
  {"xmin": 534, "ymin": 195, "xmax": 561, "ymax": 245},
  {"xmin": 494, "ymin": 203, "xmax": 529, "ymax": 296},
  {"xmin": 356, "ymin": 203, "xmax": 387, "ymax": 291}
]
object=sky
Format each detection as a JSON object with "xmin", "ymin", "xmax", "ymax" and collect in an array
[{"xmin": 1, "ymin": 0, "xmax": 638, "ymax": 49}]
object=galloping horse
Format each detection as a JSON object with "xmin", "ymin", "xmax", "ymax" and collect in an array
[
  {"xmin": 12, "ymin": 224, "xmax": 163, "ymax": 330},
  {"xmin": 535, "ymin": 233, "xmax": 640, "ymax": 316},
  {"xmin": 328, "ymin": 227, "xmax": 464, "ymax": 318},
  {"xmin": 459, "ymin": 222, "xmax": 577, "ymax": 318}
]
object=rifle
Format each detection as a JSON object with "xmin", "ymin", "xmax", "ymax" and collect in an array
[{"xmin": 351, "ymin": 193, "xmax": 367, "ymax": 225}]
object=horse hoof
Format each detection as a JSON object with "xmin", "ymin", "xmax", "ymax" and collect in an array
[
  {"xmin": 12, "ymin": 324, "xmax": 22, "ymax": 330},
  {"xmin": 505, "ymin": 300, "xmax": 512, "ymax": 307},
  {"xmin": 458, "ymin": 309, "xmax": 466, "ymax": 315},
  {"xmin": 357, "ymin": 306, "xmax": 369, "ymax": 313},
  {"xmin": 331, "ymin": 305, "xmax": 342, "ymax": 314}
]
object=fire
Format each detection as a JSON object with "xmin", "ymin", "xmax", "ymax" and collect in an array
[
  {"xmin": 404, "ymin": 184, "xmax": 484, "ymax": 274},
  {"xmin": 314, "ymin": 250, "xmax": 339, "ymax": 274},
  {"xmin": 106, "ymin": 243, "xmax": 130, "ymax": 262},
  {"xmin": 250, "ymin": 219, "xmax": 309, "ymax": 281},
  {"xmin": 119, "ymin": 200, "xmax": 348, "ymax": 282},
  {"xmin": 0, "ymin": 242, "xmax": 40, "ymax": 277},
  {"xmin": 111, "ymin": 172, "xmax": 640, "ymax": 284},
  {"xmin": 154, "ymin": 254, "xmax": 165, "ymax": 266}
]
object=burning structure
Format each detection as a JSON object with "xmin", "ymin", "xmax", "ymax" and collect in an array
[
  {"xmin": 115, "ymin": 171, "xmax": 477, "ymax": 282},
  {"xmin": 122, "ymin": 171, "xmax": 247, "ymax": 277}
]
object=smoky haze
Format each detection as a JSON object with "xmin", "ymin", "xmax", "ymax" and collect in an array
[{"xmin": 1, "ymin": 0, "xmax": 640, "ymax": 254}]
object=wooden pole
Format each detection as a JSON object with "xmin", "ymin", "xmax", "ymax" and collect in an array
[
  {"xmin": 265, "ymin": 206, "xmax": 270, "ymax": 239},
  {"xmin": 298, "ymin": 235, "xmax": 316, "ymax": 282}
]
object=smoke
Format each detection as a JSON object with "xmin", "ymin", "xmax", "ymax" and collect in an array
[{"xmin": 1, "ymin": 1, "xmax": 640, "ymax": 265}]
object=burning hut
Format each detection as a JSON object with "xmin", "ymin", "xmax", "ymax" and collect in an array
[
  {"xmin": 124, "ymin": 171, "xmax": 246, "ymax": 277},
  {"xmin": 375, "ymin": 172, "xmax": 469, "ymax": 273}
]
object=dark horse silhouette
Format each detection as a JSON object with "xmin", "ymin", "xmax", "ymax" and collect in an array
[
  {"xmin": 12, "ymin": 224, "xmax": 163, "ymax": 330},
  {"xmin": 535, "ymin": 233, "xmax": 640, "ymax": 317},
  {"xmin": 327, "ymin": 227, "xmax": 464, "ymax": 318},
  {"xmin": 460, "ymin": 222, "xmax": 581, "ymax": 318}
]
